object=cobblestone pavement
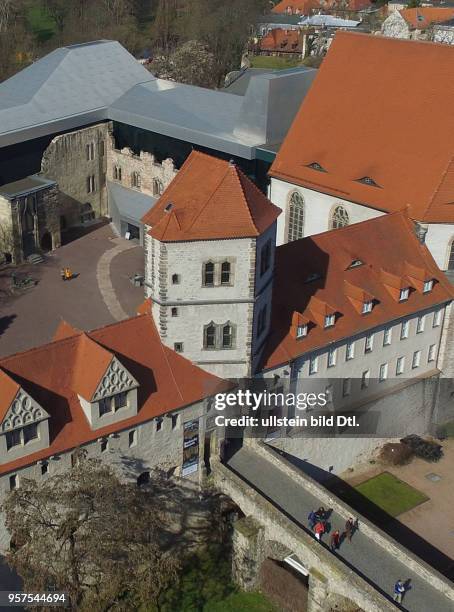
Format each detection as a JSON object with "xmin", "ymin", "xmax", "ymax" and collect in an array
[
  {"xmin": 0, "ymin": 225, "xmax": 144, "ymax": 358},
  {"xmin": 227, "ymin": 447, "xmax": 453, "ymax": 612}
]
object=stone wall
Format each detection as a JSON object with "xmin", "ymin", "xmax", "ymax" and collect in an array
[{"xmin": 41, "ymin": 124, "xmax": 109, "ymax": 227}]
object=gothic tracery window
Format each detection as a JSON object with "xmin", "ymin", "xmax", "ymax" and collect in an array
[
  {"xmin": 131, "ymin": 171, "xmax": 141, "ymax": 189},
  {"xmin": 287, "ymin": 191, "xmax": 305, "ymax": 242},
  {"xmin": 153, "ymin": 178, "xmax": 164, "ymax": 196},
  {"xmin": 330, "ymin": 205, "xmax": 349, "ymax": 230}
]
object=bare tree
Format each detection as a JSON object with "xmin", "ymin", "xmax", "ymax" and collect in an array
[
  {"xmin": 2, "ymin": 450, "xmax": 179, "ymax": 610},
  {"xmin": 150, "ymin": 40, "xmax": 217, "ymax": 88}
]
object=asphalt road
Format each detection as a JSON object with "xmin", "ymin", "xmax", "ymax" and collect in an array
[{"xmin": 227, "ymin": 447, "xmax": 453, "ymax": 612}]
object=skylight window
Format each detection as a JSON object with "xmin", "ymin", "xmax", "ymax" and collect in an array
[
  {"xmin": 357, "ymin": 177, "xmax": 379, "ymax": 187},
  {"xmin": 362, "ymin": 301, "xmax": 373, "ymax": 314},
  {"xmin": 348, "ymin": 259, "xmax": 363, "ymax": 269},
  {"xmin": 164, "ymin": 202, "xmax": 173, "ymax": 213},
  {"xmin": 324, "ymin": 314, "xmax": 335, "ymax": 328},
  {"xmin": 307, "ymin": 162, "xmax": 326, "ymax": 172},
  {"xmin": 423, "ymin": 279, "xmax": 434, "ymax": 294},
  {"xmin": 399, "ymin": 287, "xmax": 410, "ymax": 302}
]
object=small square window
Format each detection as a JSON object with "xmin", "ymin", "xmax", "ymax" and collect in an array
[
  {"xmin": 171, "ymin": 307, "xmax": 178, "ymax": 317},
  {"xmin": 399, "ymin": 287, "xmax": 409, "ymax": 302},
  {"xmin": 128, "ymin": 430, "xmax": 137, "ymax": 448},
  {"xmin": 114, "ymin": 392, "xmax": 127, "ymax": 411},
  {"xmin": 362, "ymin": 301, "xmax": 373, "ymax": 314},
  {"xmin": 99, "ymin": 397, "xmax": 112, "ymax": 416},
  {"xmin": 23, "ymin": 423, "xmax": 38, "ymax": 444},
  {"xmin": 174, "ymin": 342, "xmax": 183, "ymax": 353},
  {"xmin": 172, "ymin": 274, "xmax": 180, "ymax": 285}
]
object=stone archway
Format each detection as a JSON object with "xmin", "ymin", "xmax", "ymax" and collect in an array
[{"xmin": 40, "ymin": 232, "xmax": 52, "ymax": 252}]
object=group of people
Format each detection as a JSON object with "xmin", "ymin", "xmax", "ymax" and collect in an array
[{"xmin": 308, "ymin": 507, "xmax": 356, "ymax": 552}]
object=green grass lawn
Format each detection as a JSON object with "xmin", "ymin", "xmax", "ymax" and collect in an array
[
  {"xmin": 250, "ymin": 55, "xmax": 302, "ymax": 70},
  {"xmin": 204, "ymin": 592, "xmax": 277, "ymax": 612},
  {"xmin": 26, "ymin": 4, "xmax": 56, "ymax": 42},
  {"xmin": 355, "ymin": 472, "xmax": 429, "ymax": 517}
]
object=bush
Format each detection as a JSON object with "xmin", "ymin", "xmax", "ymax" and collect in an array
[{"xmin": 379, "ymin": 442, "xmax": 414, "ymax": 466}]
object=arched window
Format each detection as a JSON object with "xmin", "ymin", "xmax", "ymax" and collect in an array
[
  {"xmin": 222, "ymin": 323, "xmax": 234, "ymax": 349},
  {"xmin": 221, "ymin": 261, "xmax": 231, "ymax": 285},
  {"xmin": 287, "ymin": 191, "xmax": 305, "ymax": 242},
  {"xmin": 330, "ymin": 205, "xmax": 349, "ymax": 230},
  {"xmin": 203, "ymin": 262, "xmax": 215, "ymax": 286},
  {"xmin": 448, "ymin": 239, "xmax": 454, "ymax": 270},
  {"xmin": 204, "ymin": 323, "xmax": 216, "ymax": 349},
  {"xmin": 153, "ymin": 178, "xmax": 164, "ymax": 196},
  {"xmin": 131, "ymin": 172, "xmax": 141, "ymax": 189},
  {"xmin": 114, "ymin": 166, "xmax": 122, "ymax": 181}
]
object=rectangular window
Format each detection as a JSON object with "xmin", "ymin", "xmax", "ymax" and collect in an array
[
  {"xmin": 41, "ymin": 462, "xmax": 49, "ymax": 475},
  {"xmin": 365, "ymin": 334, "xmax": 374, "ymax": 353},
  {"xmin": 423, "ymin": 279, "xmax": 433, "ymax": 293},
  {"xmin": 100, "ymin": 439, "xmax": 108, "ymax": 453},
  {"xmin": 171, "ymin": 414, "xmax": 179, "ymax": 429},
  {"xmin": 9, "ymin": 475, "xmax": 17, "ymax": 491},
  {"xmin": 416, "ymin": 315, "xmax": 425, "ymax": 334},
  {"xmin": 399, "ymin": 287, "xmax": 409, "ymax": 302},
  {"xmin": 346, "ymin": 341, "xmax": 355, "ymax": 361},
  {"xmin": 428, "ymin": 344, "xmax": 437, "ymax": 363},
  {"xmin": 174, "ymin": 342, "xmax": 183, "ymax": 353},
  {"xmin": 362, "ymin": 301, "xmax": 373, "ymax": 314},
  {"xmin": 6, "ymin": 429, "xmax": 21, "ymax": 450},
  {"xmin": 396, "ymin": 356, "xmax": 405, "ymax": 375},
  {"xmin": 342, "ymin": 378, "xmax": 351, "ymax": 397},
  {"xmin": 171, "ymin": 307, "xmax": 178, "ymax": 317},
  {"xmin": 296, "ymin": 324, "xmax": 307, "ymax": 338},
  {"xmin": 412, "ymin": 350, "xmax": 421, "ymax": 369},
  {"xmin": 100, "ymin": 140, "xmax": 105, "ymax": 156},
  {"xmin": 324, "ymin": 314, "xmax": 335, "ymax": 328},
  {"xmin": 433, "ymin": 309, "xmax": 442, "ymax": 327},
  {"xmin": 260, "ymin": 240, "xmax": 272, "ymax": 276},
  {"xmin": 383, "ymin": 327, "xmax": 392, "ymax": 346},
  {"xmin": 23, "ymin": 423, "xmax": 38, "ymax": 444},
  {"xmin": 220, "ymin": 261, "xmax": 231, "ymax": 285},
  {"xmin": 114, "ymin": 392, "xmax": 127, "ymax": 411},
  {"xmin": 172, "ymin": 274, "xmax": 180, "ymax": 285},
  {"xmin": 309, "ymin": 355, "xmax": 318, "ymax": 375},
  {"xmin": 87, "ymin": 175, "xmax": 96, "ymax": 193},
  {"xmin": 99, "ymin": 397, "xmax": 112, "ymax": 417},
  {"xmin": 86, "ymin": 143, "xmax": 95, "ymax": 161},
  {"xmin": 401, "ymin": 320, "xmax": 409, "ymax": 339},
  {"xmin": 128, "ymin": 429, "xmax": 137, "ymax": 447},
  {"xmin": 156, "ymin": 418, "xmax": 162, "ymax": 432},
  {"xmin": 203, "ymin": 262, "xmax": 215, "ymax": 287},
  {"xmin": 361, "ymin": 370, "xmax": 370, "ymax": 389},
  {"xmin": 327, "ymin": 347, "xmax": 337, "ymax": 368},
  {"xmin": 379, "ymin": 363, "xmax": 388, "ymax": 381}
]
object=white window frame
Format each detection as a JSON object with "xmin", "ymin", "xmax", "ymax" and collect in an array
[
  {"xmin": 399, "ymin": 287, "xmax": 409, "ymax": 302},
  {"xmin": 309, "ymin": 355, "xmax": 318, "ymax": 375},
  {"xmin": 365, "ymin": 333, "xmax": 374, "ymax": 353},
  {"xmin": 379, "ymin": 363, "xmax": 388, "ymax": 381},
  {"xmin": 396, "ymin": 356, "xmax": 405, "ymax": 375},
  {"xmin": 416, "ymin": 315, "xmax": 425, "ymax": 334},
  {"xmin": 296, "ymin": 324, "xmax": 307, "ymax": 338},
  {"xmin": 324, "ymin": 313, "xmax": 335, "ymax": 328},
  {"xmin": 362, "ymin": 301, "xmax": 373, "ymax": 314},
  {"xmin": 327, "ymin": 347, "xmax": 337, "ymax": 368},
  {"xmin": 383, "ymin": 327, "xmax": 392, "ymax": 346},
  {"xmin": 412, "ymin": 350, "xmax": 421, "ymax": 369},
  {"xmin": 428, "ymin": 344, "xmax": 437, "ymax": 363},
  {"xmin": 361, "ymin": 370, "xmax": 370, "ymax": 389},
  {"xmin": 433, "ymin": 309, "xmax": 443, "ymax": 328},
  {"xmin": 346, "ymin": 341, "xmax": 355, "ymax": 360},
  {"xmin": 423, "ymin": 279, "xmax": 434, "ymax": 293},
  {"xmin": 401, "ymin": 320, "xmax": 409, "ymax": 339}
]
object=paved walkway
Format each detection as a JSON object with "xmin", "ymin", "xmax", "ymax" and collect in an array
[{"xmin": 227, "ymin": 447, "xmax": 453, "ymax": 612}]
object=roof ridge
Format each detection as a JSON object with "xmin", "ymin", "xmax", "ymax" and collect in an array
[
  {"xmin": 0, "ymin": 330, "xmax": 83, "ymax": 365},
  {"xmin": 425, "ymin": 153, "xmax": 454, "ymax": 217}
]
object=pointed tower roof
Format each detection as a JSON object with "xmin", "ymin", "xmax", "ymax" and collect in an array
[{"xmin": 142, "ymin": 151, "xmax": 281, "ymax": 241}]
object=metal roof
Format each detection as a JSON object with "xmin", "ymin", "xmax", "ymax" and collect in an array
[
  {"xmin": 107, "ymin": 181, "xmax": 157, "ymax": 224},
  {"xmin": 0, "ymin": 40, "xmax": 316, "ymax": 160},
  {"xmin": 0, "ymin": 175, "xmax": 56, "ymax": 200}
]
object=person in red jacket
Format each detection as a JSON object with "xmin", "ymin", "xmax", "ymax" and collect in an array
[{"xmin": 314, "ymin": 521, "xmax": 325, "ymax": 541}]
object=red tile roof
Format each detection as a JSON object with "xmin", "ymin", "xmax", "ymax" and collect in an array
[
  {"xmin": 0, "ymin": 314, "xmax": 231, "ymax": 475},
  {"xmin": 261, "ymin": 211, "xmax": 453, "ymax": 370},
  {"xmin": 0, "ymin": 369, "xmax": 20, "ymax": 422},
  {"xmin": 399, "ymin": 7, "xmax": 454, "ymax": 29},
  {"xmin": 260, "ymin": 29, "xmax": 303, "ymax": 53},
  {"xmin": 272, "ymin": 0, "xmax": 371, "ymax": 14},
  {"xmin": 142, "ymin": 151, "xmax": 281, "ymax": 241},
  {"xmin": 270, "ymin": 31, "xmax": 454, "ymax": 223}
]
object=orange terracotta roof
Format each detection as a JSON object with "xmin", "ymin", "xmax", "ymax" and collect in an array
[
  {"xmin": 261, "ymin": 211, "xmax": 453, "ymax": 370},
  {"xmin": 260, "ymin": 29, "xmax": 303, "ymax": 53},
  {"xmin": 399, "ymin": 7, "xmax": 454, "ymax": 29},
  {"xmin": 0, "ymin": 369, "xmax": 19, "ymax": 422},
  {"xmin": 142, "ymin": 151, "xmax": 281, "ymax": 241},
  {"xmin": 270, "ymin": 31, "xmax": 454, "ymax": 223},
  {"xmin": 53, "ymin": 320, "xmax": 81, "ymax": 341},
  {"xmin": 72, "ymin": 334, "xmax": 114, "ymax": 401},
  {"xmin": 0, "ymin": 314, "xmax": 231, "ymax": 476}
]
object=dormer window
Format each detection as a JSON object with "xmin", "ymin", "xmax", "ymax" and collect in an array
[
  {"xmin": 348, "ymin": 259, "xmax": 363, "ymax": 269},
  {"xmin": 296, "ymin": 324, "xmax": 308, "ymax": 338},
  {"xmin": 6, "ymin": 423, "xmax": 39, "ymax": 450},
  {"xmin": 423, "ymin": 279, "xmax": 434, "ymax": 294},
  {"xmin": 362, "ymin": 301, "xmax": 373, "ymax": 314},
  {"xmin": 324, "ymin": 314, "xmax": 335, "ymax": 328},
  {"xmin": 399, "ymin": 287, "xmax": 410, "ymax": 302},
  {"xmin": 307, "ymin": 162, "xmax": 326, "ymax": 172},
  {"xmin": 358, "ymin": 176, "xmax": 379, "ymax": 187}
]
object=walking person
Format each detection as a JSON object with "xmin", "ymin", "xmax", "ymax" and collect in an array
[
  {"xmin": 330, "ymin": 529, "xmax": 340, "ymax": 552},
  {"xmin": 308, "ymin": 510, "xmax": 317, "ymax": 531},
  {"xmin": 344, "ymin": 517, "xmax": 354, "ymax": 542},
  {"xmin": 393, "ymin": 579, "xmax": 406, "ymax": 604},
  {"xmin": 314, "ymin": 521, "xmax": 325, "ymax": 541}
]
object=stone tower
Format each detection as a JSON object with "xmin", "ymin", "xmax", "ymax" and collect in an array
[{"xmin": 141, "ymin": 151, "xmax": 281, "ymax": 378}]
